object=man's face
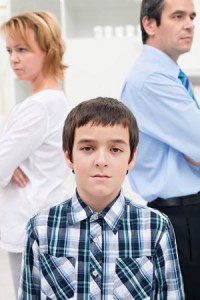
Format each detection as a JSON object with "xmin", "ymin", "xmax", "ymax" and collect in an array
[{"xmin": 146, "ymin": 0, "xmax": 196, "ymax": 61}]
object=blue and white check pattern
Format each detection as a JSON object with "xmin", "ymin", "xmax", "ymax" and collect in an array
[{"xmin": 18, "ymin": 192, "xmax": 184, "ymax": 299}]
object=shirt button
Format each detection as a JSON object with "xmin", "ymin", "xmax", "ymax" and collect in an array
[
  {"xmin": 93, "ymin": 270, "xmax": 98, "ymax": 277},
  {"xmin": 93, "ymin": 237, "xmax": 98, "ymax": 243},
  {"xmin": 91, "ymin": 213, "xmax": 98, "ymax": 221}
]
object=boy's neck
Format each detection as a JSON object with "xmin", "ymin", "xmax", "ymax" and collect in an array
[{"xmin": 77, "ymin": 190, "xmax": 120, "ymax": 212}]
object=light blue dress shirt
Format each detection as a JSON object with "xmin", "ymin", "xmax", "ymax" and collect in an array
[{"xmin": 121, "ymin": 45, "xmax": 200, "ymax": 202}]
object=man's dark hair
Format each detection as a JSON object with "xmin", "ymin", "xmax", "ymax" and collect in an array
[{"xmin": 140, "ymin": 0, "xmax": 165, "ymax": 43}]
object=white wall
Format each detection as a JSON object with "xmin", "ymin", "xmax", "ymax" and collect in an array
[
  {"xmin": 0, "ymin": 2, "xmax": 14, "ymax": 117},
  {"xmin": 178, "ymin": 10, "xmax": 200, "ymax": 77},
  {"xmin": 64, "ymin": 36, "xmax": 142, "ymax": 108}
]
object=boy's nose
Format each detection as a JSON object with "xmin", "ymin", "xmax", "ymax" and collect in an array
[{"xmin": 94, "ymin": 151, "xmax": 108, "ymax": 167}]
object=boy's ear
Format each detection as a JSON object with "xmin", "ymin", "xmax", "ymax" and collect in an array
[
  {"xmin": 128, "ymin": 149, "xmax": 137, "ymax": 171},
  {"xmin": 64, "ymin": 150, "xmax": 73, "ymax": 170}
]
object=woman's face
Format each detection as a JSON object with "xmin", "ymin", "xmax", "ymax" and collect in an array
[{"xmin": 6, "ymin": 28, "xmax": 47, "ymax": 84}]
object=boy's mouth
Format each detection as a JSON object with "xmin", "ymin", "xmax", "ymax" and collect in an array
[{"xmin": 92, "ymin": 174, "xmax": 111, "ymax": 178}]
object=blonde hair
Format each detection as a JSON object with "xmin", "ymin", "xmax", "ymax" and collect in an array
[{"xmin": 1, "ymin": 11, "xmax": 67, "ymax": 81}]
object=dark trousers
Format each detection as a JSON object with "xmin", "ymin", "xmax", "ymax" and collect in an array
[{"xmin": 148, "ymin": 202, "xmax": 200, "ymax": 300}]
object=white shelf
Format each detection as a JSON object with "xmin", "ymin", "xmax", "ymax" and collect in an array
[
  {"xmin": 64, "ymin": 0, "xmax": 141, "ymax": 38},
  {"xmin": 66, "ymin": 0, "xmax": 138, "ymax": 10},
  {"xmin": 9, "ymin": 0, "xmax": 141, "ymax": 38}
]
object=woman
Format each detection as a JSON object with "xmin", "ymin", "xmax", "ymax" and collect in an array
[{"xmin": 0, "ymin": 11, "xmax": 69, "ymax": 296}]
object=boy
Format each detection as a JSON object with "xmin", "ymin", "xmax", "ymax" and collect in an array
[{"xmin": 18, "ymin": 97, "xmax": 184, "ymax": 299}]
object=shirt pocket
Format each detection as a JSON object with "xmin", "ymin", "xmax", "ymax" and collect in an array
[
  {"xmin": 114, "ymin": 256, "xmax": 153, "ymax": 300},
  {"xmin": 40, "ymin": 253, "xmax": 76, "ymax": 299}
]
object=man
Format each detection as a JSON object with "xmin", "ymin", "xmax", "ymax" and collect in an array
[{"xmin": 121, "ymin": 0, "xmax": 200, "ymax": 299}]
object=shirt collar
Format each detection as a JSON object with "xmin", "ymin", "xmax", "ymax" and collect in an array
[
  {"xmin": 99, "ymin": 191, "xmax": 126, "ymax": 234},
  {"xmin": 66, "ymin": 191, "xmax": 93, "ymax": 225},
  {"xmin": 143, "ymin": 45, "xmax": 180, "ymax": 77},
  {"xmin": 67, "ymin": 190, "xmax": 126, "ymax": 234}
]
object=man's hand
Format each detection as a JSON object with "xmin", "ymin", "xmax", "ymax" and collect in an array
[
  {"xmin": 184, "ymin": 155, "xmax": 200, "ymax": 166},
  {"xmin": 11, "ymin": 167, "xmax": 29, "ymax": 187}
]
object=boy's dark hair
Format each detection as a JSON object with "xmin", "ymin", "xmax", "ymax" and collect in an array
[
  {"xmin": 140, "ymin": 0, "xmax": 165, "ymax": 43},
  {"xmin": 63, "ymin": 97, "xmax": 139, "ymax": 162}
]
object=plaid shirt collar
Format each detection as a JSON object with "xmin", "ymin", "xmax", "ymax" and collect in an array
[{"xmin": 66, "ymin": 190, "xmax": 126, "ymax": 234}]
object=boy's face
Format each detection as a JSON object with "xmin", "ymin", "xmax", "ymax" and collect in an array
[{"xmin": 65, "ymin": 122, "xmax": 136, "ymax": 211}]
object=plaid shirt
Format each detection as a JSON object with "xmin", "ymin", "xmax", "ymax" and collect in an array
[{"xmin": 18, "ymin": 191, "xmax": 184, "ymax": 300}]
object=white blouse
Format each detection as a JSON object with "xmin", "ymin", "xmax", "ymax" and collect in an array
[{"xmin": 0, "ymin": 89, "xmax": 70, "ymax": 252}]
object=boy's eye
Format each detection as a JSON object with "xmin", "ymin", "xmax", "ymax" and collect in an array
[
  {"xmin": 111, "ymin": 147, "xmax": 122, "ymax": 153},
  {"xmin": 81, "ymin": 146, "xmax": 94, "ymax": 152}
]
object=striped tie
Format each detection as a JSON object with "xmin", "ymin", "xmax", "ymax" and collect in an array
[{"xmin": 178, "ymin": 69, "xmax": 195, "ymax": 99}]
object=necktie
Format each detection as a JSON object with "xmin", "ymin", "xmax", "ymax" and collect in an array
[{"xmin": 178, "ymin": 69, "xmax": 195, "ymax": 99}]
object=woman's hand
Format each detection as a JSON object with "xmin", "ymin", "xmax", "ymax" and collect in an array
[{"xmin": 11, "ymin": 167, "xmax": 29, "ymax": 187}]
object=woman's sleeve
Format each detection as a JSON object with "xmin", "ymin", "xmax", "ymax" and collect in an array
[{"xmin": 0, "ymin": 101, "xmax": 48, "ymax": 186}]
